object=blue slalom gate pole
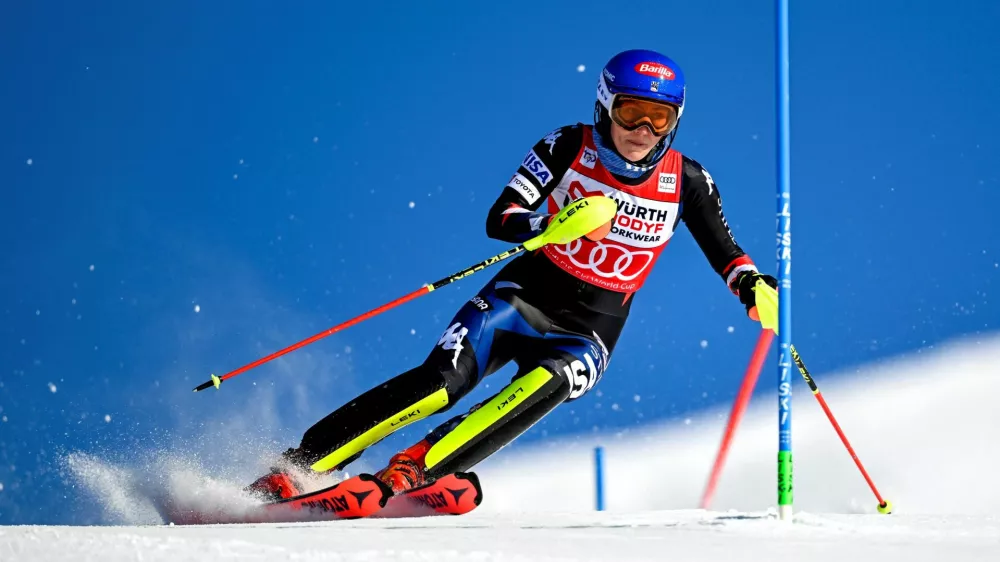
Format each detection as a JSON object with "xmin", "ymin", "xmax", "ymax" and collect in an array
[
  {"xmin": 775, "ymin": 0, "xmax": 794, "ymax": 521},
  {"xmin": 594, "ymin": 446, "xmax": 605, "ymax": 511}
]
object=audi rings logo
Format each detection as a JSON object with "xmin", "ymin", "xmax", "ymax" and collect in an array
[{"xmin": 553, "ymin": 239, "xmax": 653, "ymax": 280}]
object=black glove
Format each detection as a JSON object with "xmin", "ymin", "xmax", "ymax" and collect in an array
[{"xmin": 733, "ymin": 271, "xmax": 778, "ymax": 319}]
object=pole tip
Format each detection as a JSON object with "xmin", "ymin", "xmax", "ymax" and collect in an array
[
  {"xmin": 193, "ymin": 375, "xmax": 222, "ymax": 393},
  {"xmin": 877, "ymin": 500, "xmax": 893, "ymax": 514}
]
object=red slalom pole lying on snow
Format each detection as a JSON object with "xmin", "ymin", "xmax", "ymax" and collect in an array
[{"xmin": 700, "ymin": 329, "xmax": 773, "ymax": 510}]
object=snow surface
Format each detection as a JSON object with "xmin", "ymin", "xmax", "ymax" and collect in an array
[
  {"xmin": 3, "ymin": 334, "xmax": 1000, "ymax": 560},
  {"xmin": 3, "ymin": 511, "xmax": 997, "ymax": 561},
  {"xmin": 475, "ymin": 333, "xmax": 1000, "ymax": 517}
]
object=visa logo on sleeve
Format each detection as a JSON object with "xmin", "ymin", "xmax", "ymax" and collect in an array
[{"xmin": 522, "ymin": 149, "xmax": 553, "ymax": 187}]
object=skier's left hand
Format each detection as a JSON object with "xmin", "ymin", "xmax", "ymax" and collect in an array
[{"xmin": 733, "ymin": 271, "xmax": 777, "ymax": 321}]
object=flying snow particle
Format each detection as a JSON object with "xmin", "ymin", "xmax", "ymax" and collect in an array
[
  {"xmin": 410, "ymin": 328, "xmax": 416, "ymax": 335},
  {"xmin": 48, "ymin": 382, "xmax": 57, "ymax": 393},
  {"xmin": 1, "ymin": 416, "xmax": 5, "ymax": 422},
  {"xmin": 35, "ymin": 310, "xmax": 40, "ymax": 316},
  {"xmin": 700, "ymin": 340, "xmax": 709, "ymax": 348},
  {"xmin": 239, "ymin": 158, "xmax": 244, "ymax": 165},
  {"xmin": 26, "ymin": 158, "xmax": 33, "ymax": 166},
  {"xmin": 313, "ymin": 136, "xmax": 319, "ymax": 143},
  {"xmin": 71, "ymin": 298, "xmax": 77, "ymax": 305},
  {"xmin": 233, "ymin": 174, "xmax": 239, "ymax": 180},
  {"xmin": 104, "ymin": 414, "xmax": 111, "ymax": 423},
  {"xmin": 344, "ymin": 346, "xmax": 352, "ymax": 354},
  {"xmin": 751, "ymin": 134, "xmax": 759, "ymax": 141},
  {"xmin": 611, "ymin": 403, "xmax": 620, "ymax": 411},
  {"xmin": 684, "ymin": 418, "xmax": 692, "ymax": 425},
  {"xmin": 633, "ymin": 394, "xmax": 641, "ymax": 402},
  {"xmin": 0, "ymin": 483, "xmax": 4, "ymax": 491},
  {"xmin": 727, "ymin": 326, "xmax": 735, "ymax": 333},
  {"xmin": 577, "ymin": 64, "xmax": 586, "ymax": 72},
  {"xmin": 193, "ymin": 304, "xmax": 201, "ymax": 313},
  {"xmin": 89, "ymin": 264, "xmax": 95, "ymax": 272},
  {"xmin": 408, "ymin": 201, "xmax": 415, "ymax": 209}
]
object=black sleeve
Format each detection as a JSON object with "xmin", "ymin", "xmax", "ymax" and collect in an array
[
  {"xmin": 680, "ymin": 156, "xmax": 758, "ymax": 291},
  {"xmin": 485, "ymin": 125, "xmax": 583, "ymax": 244}
]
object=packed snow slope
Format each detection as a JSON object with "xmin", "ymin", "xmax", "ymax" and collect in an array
[
  {"xmin": 3, "ymin": 333, "xmax": 999, "ymax": 561},
  {"xmin": 475, "ymin": 332, "xmax": 1000, "ymax": 516},
  {"xmin": 3, "ymin": 511, "xmax": 997, "ymax": 561}
]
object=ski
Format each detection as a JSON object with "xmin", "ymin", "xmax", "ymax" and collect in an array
[
  {"xmin": 162, "ymin": 473, "xmax": 392, "ymax": 525},
  {"xmin": 162, "ymin": 472, "xmax": 481, "ymax": 525},
  {"xmin": 265, "ymin": 472, "xmax": 393, "ymax": 519},
  {"xmin": 377, "ymin": 472, "xmax": 483, "ymax": 518}
]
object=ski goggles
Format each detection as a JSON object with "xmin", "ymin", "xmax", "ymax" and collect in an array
[{"xmin": 609, "ymin": 95, "xmax": 679, "ymax": 136}]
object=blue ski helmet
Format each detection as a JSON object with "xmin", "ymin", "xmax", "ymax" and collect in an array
[{"xmin": 594, "ymin": 50, "xmax": 686, "ymax": 166}]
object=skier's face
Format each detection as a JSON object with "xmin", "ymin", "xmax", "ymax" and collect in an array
[{"xmin": 610, "ymin": 121, "xmax": 659, "ymax": 162}]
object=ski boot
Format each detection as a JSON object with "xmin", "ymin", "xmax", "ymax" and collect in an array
[
  {"xmin": 375, "ymin": 439, "xmax": 431, "ymax": 494},
  {"xmin": 243, "ymin": 448, "xmax": 310, "ymax": 501},
  {"xmin": 243, "ymin": 469, "xmax": 303, "ymax": 501}
]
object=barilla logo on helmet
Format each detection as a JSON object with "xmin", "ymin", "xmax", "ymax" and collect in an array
[{"xmin": 635, "ymin": 62, "xmax": 675, "ymax": 80}]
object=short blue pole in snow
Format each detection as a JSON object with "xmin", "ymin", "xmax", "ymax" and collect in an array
[{"xmin": 594, "ymin": 446, "xmax": 605, "ymax": 511}]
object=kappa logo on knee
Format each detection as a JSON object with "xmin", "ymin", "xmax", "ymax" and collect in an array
[{"xmin": 438, "ymin": 322, "xmax": 470, "ymax": 369}]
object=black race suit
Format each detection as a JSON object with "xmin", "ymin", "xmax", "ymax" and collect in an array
[{"xmin": 281, "ymin": 124, "xmax": 757, "ymax": 480}]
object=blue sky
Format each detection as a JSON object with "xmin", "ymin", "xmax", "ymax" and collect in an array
[{"xmin": 1, "ymin": 0, "xmax": 997, "ymax": 524}]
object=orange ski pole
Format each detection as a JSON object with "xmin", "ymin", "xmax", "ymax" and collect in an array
[
  {"xmin": 753, "ymin": 280, "xmax": 892, "ymax": 514},
  {"xmin": 192, "ymin": 196, "xmax": 617, "ymax": 392},
  {"xmin": 192, "ymin": 245, "xmax": 524, "ymax": 392},
  {"xmin": 790, "ymin": 345, "xmax": 892, "ymax": 514}
]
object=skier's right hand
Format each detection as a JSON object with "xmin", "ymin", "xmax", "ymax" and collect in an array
[
  {"xmin": 531, "ymin": 196, "xmax": 617, "ymax": 249},
  {"xmin": 584, "ymin": 219, "xmax": 613, "ymax": 242}
]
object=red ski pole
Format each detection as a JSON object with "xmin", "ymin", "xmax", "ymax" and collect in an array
[
  {"xmin": 192, "ymin": 196, "xmax": 617, "ymax": 392},
  {"xmin": 790, "ymin": 345, "xmax": 892, "ymax": 514},
  {"xmin": 192, "ymin": 281, "xmax": 461, "ymax": 392},
  {"xmin": 700, "ymin": 329, "xmax": 774, "ymax": 509},
  {"xmin": 753, "ymin": 280, "xmax": 892, "ymax": 514}
]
